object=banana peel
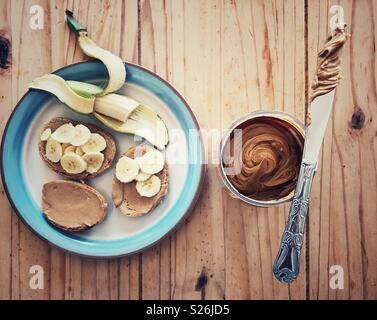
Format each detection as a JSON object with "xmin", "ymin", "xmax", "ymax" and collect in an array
[
  {"xmin": 29, "ymin": 74, "xmax": 95, "ymax": 114},
  {"xmin": 65, "ymin": 10, "xmax": 125, "ymax": 96},
  {"xmin": 30, "ymin": 74, "xmax": 168, "ymax": 150},
  {"xmin": 29, "ymin": 11, "xmax": 169, "ymax": 150}
]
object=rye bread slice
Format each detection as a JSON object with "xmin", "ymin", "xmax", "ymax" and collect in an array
[
  {"xmin": 112, "ymin": 145, "xmax": 168, "ymax": 217},
  {"xmin": 39, "ymin": 117, "xmax": 116, "ymax": 180},
  {"xmin": 42, "ymin": 180, "xmax": 107, "ymax": 232}
]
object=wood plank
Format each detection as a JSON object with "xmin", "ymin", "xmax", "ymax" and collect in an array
[
  {"xmin": 7, "ymin": 0, "xmax": 57, "ymax": 300},
  {"xmin": 221, "ymin": 0, "xmax": 257, "ymax": 299},
  {"xmin": 281, "ymin": 0, "xmax": 307, "ymax": 299},
  {"xmin": 0, "ymin": 0, "xmax": 13, "ymax": 301},
  {"xmin": 308, "ymin": 0, "xmax": 377, "ymax": 300},
  {"xmin": 307, "ymin": 0, "xmax": 334, "ymax": 300},
  {"xmin": 139, "ymin": 0, "xmax": 172, "ymax": 300},
  {"xmin": 115, "ymin": 0, "xmax": 140, "ymax": 301},
  {"xmin": 170, "ymin": 0, "xmax": 226, "ymax": 300},
  {"xmin": 49, "ymin": 0, "xmax": 77, "ymax": 300},
  {"xmin": 65, "ymin": 255, "xmax": 82, "ymax": 299}
]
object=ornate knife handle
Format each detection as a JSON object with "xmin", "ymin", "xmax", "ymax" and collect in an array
[{"xmin": 273, "ymin": 162, "xmax": 316, "ymax": 283}]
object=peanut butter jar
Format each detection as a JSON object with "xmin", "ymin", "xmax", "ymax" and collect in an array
[{"xmin": 219, "ymin": 111, "xmax": 305, "ymax": 207}]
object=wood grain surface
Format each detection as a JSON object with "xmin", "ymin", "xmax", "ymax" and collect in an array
[{"xmin": 0, "ymin": 0, "xmax": 376, "ymax": 300}]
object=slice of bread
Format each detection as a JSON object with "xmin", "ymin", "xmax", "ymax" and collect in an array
[
  {"xmin": 112, "ymin": 145, "xmax": 168, "ymax": 217},
  {"xmin": 42, "ymin": 180, "xmax": 107, "ymax": 232},
  {"xmin": 39, "ymin": 117, "xmax": 116, "ymax": 180}
]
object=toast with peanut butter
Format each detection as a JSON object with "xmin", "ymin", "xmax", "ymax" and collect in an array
[
  {"xmin": 112, "ymin": 145, "xmax": 168, "ymax": 217},
  {"xmin": 42, "ymin": 180, "xmax": 107, "ymax": 232}
]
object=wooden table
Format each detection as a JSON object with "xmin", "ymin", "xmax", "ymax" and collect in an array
[{"xmin": 0, "ymin": 0, "xmax": 376, "ymax": 300}]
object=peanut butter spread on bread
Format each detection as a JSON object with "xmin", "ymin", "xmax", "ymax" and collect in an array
[
  {"xmin": 112, "ymin": 145, "xmax": 168, "ymax": 217},
  {"xmin": 42, "ymin": 180, "xmax": 107, "ymax": 231}
]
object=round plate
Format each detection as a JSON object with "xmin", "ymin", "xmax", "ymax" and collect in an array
[{"xmin": 1, "ymin": 61, "xmax": 205, "ymax": 257}]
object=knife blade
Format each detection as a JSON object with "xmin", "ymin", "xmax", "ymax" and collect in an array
[{"xmin": 303, "ymin": 90, "xmax": 336, "ymax": 165}]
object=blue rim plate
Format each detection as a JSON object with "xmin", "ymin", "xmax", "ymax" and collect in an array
[{"xmin": 0, "ymin": 61, "xmax": 205, "ymax": 258}]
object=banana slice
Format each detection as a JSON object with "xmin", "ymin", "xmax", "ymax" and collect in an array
[
  {"xmin": 135, "ymin": 171, "xmax": 151, "ymax": 182},
  {"xmin": 136, "ymin": 175, "xmax": 161, "ymax": 198},
  {"xmin": 64, "ymin": 145, "xmax": 76, "ymax": 154},
  {"xmin": 138, "ymin": 149, "xmax": 164, "ymax": 174},
  {"xmin": 83, "ymin": 152, "xmax": 104, "ymax": 174},
  {"xmin": 60, "ymin": 152, "xmax": 87, "ymax": 174},
  {"xmin": 82, "ymin": 133, "xmax": 107, "ymax": 153},
  {"xmin": 70, "ymin": 124, "xmax": 91, "ymax": 146},
  {"xmin": 51, "ymin": 123, "xmax": 76, "ymax": 143},
  {"xmin": 75, "ymin": 146, "xmax": 84, "ymax": 156},
  {"xmin": 40, "ymin": 128, "xmax": 52, "ymax": 141},
  {"xmin": 45, "ymin": 138, "xmax": 63, "ymax": 163},
  {"xmin": 115, "ymin": 156, "xmax": 139, "ymax": 183}
]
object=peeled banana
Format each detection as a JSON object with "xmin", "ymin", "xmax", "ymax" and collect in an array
[
  {"xmin": 66, "ymin": 80, "xmax": 102, "ymax": 98},
  {"xmin": 94, "ymin": 93, "xmax": 139, "ymax": 122},
  {"xmin": 66, "ymin": 81, "xmax": 168, "ymax": 149},
  {"xmin": 67, "ymin": 81, "xmax": 168, "ymax": 150},
  {"xmin": 94, "ymin": 107, "xmax": 168, "ymax": 150}
]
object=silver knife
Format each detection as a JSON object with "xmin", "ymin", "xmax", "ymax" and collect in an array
[{"xmin": 272, "ymin": 90, "xmax": 335, "ymax": 283}]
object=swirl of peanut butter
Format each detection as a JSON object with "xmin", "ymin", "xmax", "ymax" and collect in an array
[
  {"xmin": 311, "ymin": 25, "xmax": 349, "ymax": 102},
  {"xmin": 226, "ymin": 120, "xmax": 303, "ymax": 201}
]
